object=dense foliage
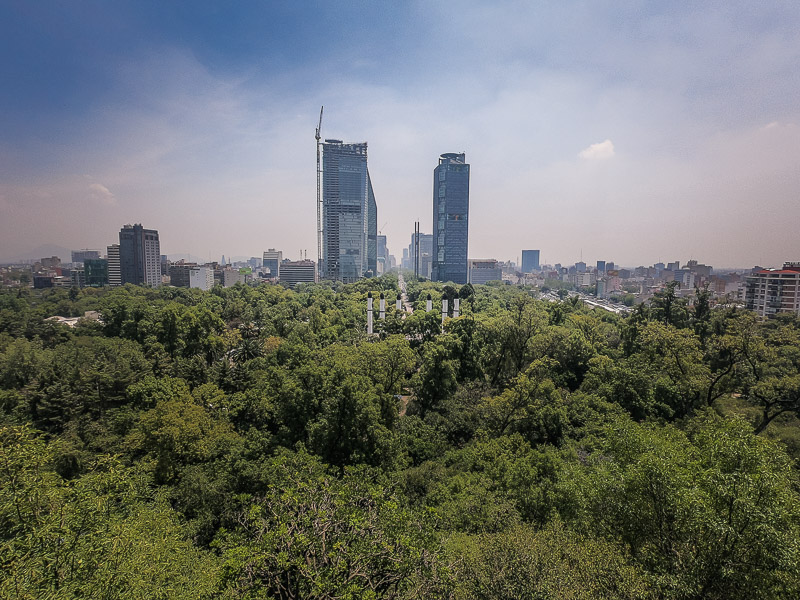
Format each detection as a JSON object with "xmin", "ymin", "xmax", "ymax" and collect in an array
[{"xmin": 1, "ymin": 277, "xmax": 799, "ymax": 598}]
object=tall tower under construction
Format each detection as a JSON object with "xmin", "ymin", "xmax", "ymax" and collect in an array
[{"xmin": 321, "ymin": 139, "xmax": 377, "ymax": 283}]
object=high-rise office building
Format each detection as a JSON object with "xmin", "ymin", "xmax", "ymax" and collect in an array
[
  {"xmin": 262, "ymin": 249, "xmax": 283, "ymax": 279},
  {"xmin": 119, "ymin": 224, "xmax": 161, "ymax": 287},
  {"xmin": 106, "ymin": 244, "xmax": 121, "ymax": 287},
  {"xmin": 322, "ymin": 140, "xmax": 376, "ymax": 283},
  {"xmin": 432, "ymin": 153, "xmax": 469, "ymax": 284},
  {"xmin": 367, "ymin": 177, "xmax": 377, "ymax": 277},
  {"xmin": 521, "ymin": 250, "xmax": 540, "ymax": 273}
]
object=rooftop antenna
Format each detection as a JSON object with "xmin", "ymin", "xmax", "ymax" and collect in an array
[{"xmin": 315, "ymin": 106, "xmax": 324, "ymax": 279}]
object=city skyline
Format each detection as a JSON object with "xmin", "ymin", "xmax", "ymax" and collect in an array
[{"xmin": 1, "ymin": 2, "xmax": 799, "ymax": 267}]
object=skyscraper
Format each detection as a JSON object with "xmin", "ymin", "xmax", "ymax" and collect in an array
[
  {"xmin": 119, "ymin": 224, "xmax": 161, "ymax": 287},
  {"xmin": 106, "ymin": 244, "xmax": 121, "ymax": 287},
  {"xmin": 377, "ymin": 234, "xmax": 388, "ymax": 275},
  {"xmin": 322, "ymin": 140, "xmax": 377, "ymax": 283},
  {"xmin": 521, "ymin": 250, "xmax": 540, "ymax": 273},
  {"xmin": 432, "ymin": 153, "xmax": 469, "ymax": 284},
  {"xmin": 367, "ymin": 176, "xmax": 377, "ymax": 277}
]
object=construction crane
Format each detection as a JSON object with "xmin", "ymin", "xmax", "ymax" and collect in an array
[
  {"xmin": 379, "ymin": 221, "xmax": 387, "ymax": 235},
  {"xmin": 315, "ymin": 106, "xmax": 324, "ymax": 280}
]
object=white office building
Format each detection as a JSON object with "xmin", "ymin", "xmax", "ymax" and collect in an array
[{"xmin": 189, "ymin": 267, "xmax": 214, "ymax": 291}]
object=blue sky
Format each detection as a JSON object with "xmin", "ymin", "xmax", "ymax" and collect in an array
[{"xmin": 1, "ymin": 1, "xmax": 799, "ymax": 267}]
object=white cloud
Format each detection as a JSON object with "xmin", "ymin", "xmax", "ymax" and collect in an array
[
  {"xmin": 88, "ymin": 182, "xmax": 116, "ymax": 205},
  {"xmin": 578, "ymin": 139, "xmax": 615, "ymax": 160}
]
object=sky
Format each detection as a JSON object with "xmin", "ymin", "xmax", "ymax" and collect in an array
[{"xmin": 1, "ymin": 1, "xmax": 799, "ymax": 268}]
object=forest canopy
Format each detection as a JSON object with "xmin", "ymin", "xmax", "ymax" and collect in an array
[{"xmin": 1, "ymin": 276, "xmax": 799, "ymax": 599}]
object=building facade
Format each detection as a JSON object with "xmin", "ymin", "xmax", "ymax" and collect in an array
[
  {"xmin": 223, "ymin": 269, "xmax": 248, "ymax": 287},
  {"xmin": 279, "ymin": 260, "xmax": 317, "ymax": 287},
  {"xmin": 408, "ymin": 232, "xmax": 434, "ymax": 279},
  {"xmin": 169, "ymin": 263, "xmax": 197, "ymax": 287},
  {"xmin": 469, "ymin": 259, "xmax": 502, "ymax": 285},
  {"xmin": 189, "ymin": 266, "xmax": 214, "ymax": 291},
  {"xmin": 433, "ymin": 153, "xmax": 469, "ymax": 284},
  {"xmin": 106, "ymin": 244, "xmax": 121, "ymax": 287},
  {"xmin": 71, "ymin": 249, "xmax": 101, "ymax": 264},
  {"xmin": 119, "ymin": 224, "xmax": 161, "ymax": 287},
  {"xmin": 745, "ymin": 263, "xmax": 800, "ymax": 318},
  {"xmin": 262, "ymin": 249, "xmax": 282, "ymax": 279},
  {"xmin": 367, "ymin": 177, "xmax": 377, "ymax": 277},
  {"xmin": 322, "ymin": 140, "xmax": 376, "ymax": 283},
  {"xmin": 377, "ymin": 234, "xmax": 388, "ymax": 275},
  {"xmin": 84, "ymin": 259, "xmax": 108, "ymax": 287},
  {"xmin": 521, "ymin": 250, "xmax": 540, "ymax": 273}
]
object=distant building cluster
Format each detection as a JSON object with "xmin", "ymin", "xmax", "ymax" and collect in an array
[{"xmin": 3, "ymin": 222, "xmax": 322, "ymax": 292}]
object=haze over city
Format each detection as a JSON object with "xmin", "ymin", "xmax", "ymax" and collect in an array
[{"xmin": 1, "ymin": 1, "xmax": 799, "ymax": 268}]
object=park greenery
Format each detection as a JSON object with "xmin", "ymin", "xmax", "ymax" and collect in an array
[{"xmin": 1, "ymin": 274, "xmax": 800, "ymax": 599}]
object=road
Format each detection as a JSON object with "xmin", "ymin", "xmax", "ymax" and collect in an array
[{"xmin": 397, "ymin": 273, "xmax": 414, "ymax": 314}]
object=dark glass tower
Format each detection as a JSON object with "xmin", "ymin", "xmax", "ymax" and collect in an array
[
  {"xmin": 432, "ymin": 153, "xmax": 469, "ymax": 284},
  {"xmin": 322, "ymin": 140, "xmax": 376, "ymax": 282},
  {"xmin": 521, "ymin": 250, "xmax": 540, "ymax": 273},
  {"xmin": 119, "ymin": 224, "xmax": 161, "ymax": 287}
]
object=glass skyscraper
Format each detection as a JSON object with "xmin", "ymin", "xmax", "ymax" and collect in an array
[
  {"xmin": 322, "ymin": 140, "xmax": 377, "ymax": 283},
  {"xmin": 432, "ymin": 153, "xmax": 469, "ymax": 284},
  {"xmin": 521, "ymin": 250, "xmax": 540, "ymax": 273}
]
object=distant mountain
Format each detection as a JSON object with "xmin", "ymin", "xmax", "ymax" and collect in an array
[{"xmin": 1, "ymin": 244, "xmax": 74, "ymax": 264}]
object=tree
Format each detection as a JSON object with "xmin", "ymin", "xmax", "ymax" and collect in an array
[
  {"xmin": 450, "ymin": 520, "xmax": 650, "ymax": 600},
  {"xmin": 217, "ymin": 450, "xmax": 451, "ymax": 599},
  {"xmin": 649, "ymin": 281, "xmax": 689, "ymax": 329},
  {"xmin": 132, "ymin": 379, "xmax": 238, "ymax": 483},
  {"xmin": 560, "ymin": 413, "xmax": 800, "ymax": 599},
  {"xmin": 738, "ymin": 322, "xmax": 800, "ymax": 434},
  {"xmin": 0, "ymin": 425, "xmax": 220, "ymax": 599},
  {"xmin": 411, "ymin": 339, "xmax": 458, "ymax": 418}
]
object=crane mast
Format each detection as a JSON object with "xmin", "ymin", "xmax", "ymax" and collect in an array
[{"xmin": 315, "ymin": 106, "xmax": 324, "ymax": 280}]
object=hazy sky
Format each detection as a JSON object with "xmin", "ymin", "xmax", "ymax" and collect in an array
[{"xmin": 1, "ymin": 1, "xmax": 799, "ymax": 268}]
